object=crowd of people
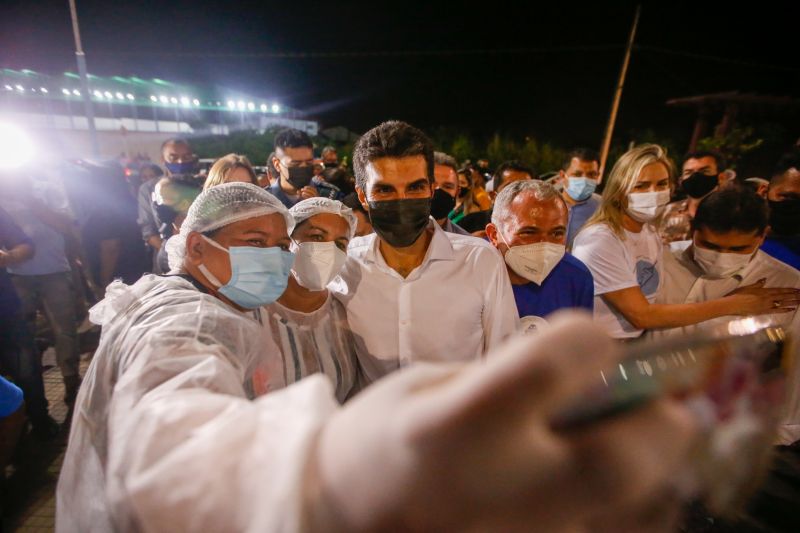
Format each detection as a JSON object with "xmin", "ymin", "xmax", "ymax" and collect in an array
[{"xmin": 1, "ymin": 119, "xmax": 799, "ymax": 531}]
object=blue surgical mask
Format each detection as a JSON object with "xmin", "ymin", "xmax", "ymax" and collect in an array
[
  {"xmin": 165, "ymin": 161, "xmax": 197, "ymax": 175},
  {"xmin": 565, "ymin": 177, "xmax": 597, "ymax": 202},
  {"xmin": 198, "ymin": 235, "xmax": 294, "ymax": 309}
]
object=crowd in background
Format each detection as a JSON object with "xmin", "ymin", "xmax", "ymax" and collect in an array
[{"xmin": 1, "ymin": 120, "xmax": 799, "ymax": 531}]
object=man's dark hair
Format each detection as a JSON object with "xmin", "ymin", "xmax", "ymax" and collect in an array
[
  {"xmin": 266, "ymin": 152, "xmax": 278, "ymax": 179},
  {"xmin": 683, "ymin": 150, "xmax": 726, "ymax": 172},
  {"xmin": 341, "ymin": 192, "xmax": 368, "ymax": 215},
  {"xmin": 434, "ymin": 151, "xmax": 459, "ymax": 175},
  {"xmin": 160, "ymin": 137, "xmax": 191, "ymax": 153},
  {"xmin": 562, "ymin": 148, "xmax": 600, "ymax": 170},
  {"xmin": 492, "ymin": 160, "xmax": 535, "ymax": 191},
  {"xmin": 692, "ymin": 186, "xmax": 769, "ymax": 236},
  {"xmin": 274, "ymin": 129, "xmax": 313, "ymax": 152},
  {"xmin": 771, "ymin": 151, "xmax": 800, "ymax": 183},
  {"xmin": 352, "ymin": 120, "xmax": 434, "ymax": 190}
]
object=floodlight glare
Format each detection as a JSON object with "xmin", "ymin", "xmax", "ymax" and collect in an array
[
  {"xmin": 15, "ymin": 85, "xmax": 24, "ymax": 92},
  {"xmin": 115, "ymin": 92, "xmax": 124, "ymax": 100},
  {"xmin": 192, "ymin": 99, "xmax": 200, "ymax": 106},
  {"xmin": 62, "ymin": 88, "xmax": 70, "ymax": 95},
  {"xmin": 126, "ymin": 93, "xmax": 135, "ymax": 100},
  {"xmin": 159, "ymin": 96, "xmax": 168, "ymax": 104},
  {"xmin": 94, "ymin": 90, "xmax": 103, "ymax": 98},
  {"xmin": 227, "ymin": 100, "xmax": 235, "ymax": 109},
  {"xmin": 0, "ymin": 122, "xmax": 34, "ymax": 169},
  {"xmin": 271, "ymin": 103, "xmax": 280, "ymax": 113},
  {"xmin": 4, "ymin": 85, "xmax": 12, "ymax": 91},
  {"xmin": 150, "ymin": 95, "xmax": 157, "ymax": 102},
  {"xmin": 260, "ymin": 104, "xmax": 267, "ymax": 112},
  {"xmin": 237, "ymin": 101, "xmax": 245, "ymax": 110},
  {"xmin": 170, "ymin": 97, "xmax": 178, "ymax": 104},
  {"xmin": 104, "ymin": 91, "xmax": 113, "ymax": 99},
  {"xmin": 40, "ymin": 87, "xmax": 48, "ymax": 94}
]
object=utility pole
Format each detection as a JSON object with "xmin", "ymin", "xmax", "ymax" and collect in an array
[
  {"xmin": 68, "ymin": 0, "xmax": 99, "ymax": 156},
  {"xmin": 599, "ymin": 5, "xmax": 641, "ymax": 179}
]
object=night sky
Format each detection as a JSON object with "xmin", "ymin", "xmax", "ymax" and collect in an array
[{"xmin": 1, "ymin": 0, "xmax": 798, "ymax": 149}]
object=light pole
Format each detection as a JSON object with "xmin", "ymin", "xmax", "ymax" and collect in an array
[{"xmin": 67, "ymin": 0, "xmax": 99, "ymax": 156}]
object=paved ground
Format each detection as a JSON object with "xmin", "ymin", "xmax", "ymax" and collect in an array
[{"xmin": 3, "ymin": 352, "xmax": 91, "ymax": 532}]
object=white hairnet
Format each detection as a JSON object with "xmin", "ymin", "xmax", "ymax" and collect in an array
[
  {"xmin": 289, "ymin": 197, "xmax": 357, "ymax": 240},
  {"xmin": 166, "ymin": 182, "xmax": 294, "ymax": 272}
]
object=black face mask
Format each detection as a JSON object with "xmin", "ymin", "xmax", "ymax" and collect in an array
[
  {"xmin": 769, "ymin": 198, "xmax": 800, "ymax": 237},
  {"xmin": 681, "ymin": 172, "xmax": 718, "ymax": 199},
  {"xmin": 367, "ymin": 198, "xmax": 432, "ymax": 248},
  {"xmin": 285, "ymin": 165, "xmax": 314, "ymax": 189},
  {"xmin": 323, "ymin": 162, "xmax": 339, "ymax": 169},
  {"xmin": 430, "ymin": 188, "xmax": 456, "ymax": 220},
  {"xmin": 458, "ymin": 187, "xmax": 470, "ymax": 199}
]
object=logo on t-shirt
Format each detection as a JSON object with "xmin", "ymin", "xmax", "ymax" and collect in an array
[
  {"xmin": 520, "ymin": 315, "xmax": 549, "ymax": 335},
  {"xmin": 635, "ymin": 260, "xmax": 660, "ymax": 296}
]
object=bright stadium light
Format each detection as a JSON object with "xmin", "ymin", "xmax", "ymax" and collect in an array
[
  {"xmin": 150, "ymin": 95, "xmax": 157, "ymax": 102},
  {"xmin": 126, "ymin": 93, "xmax": 134, "ymax": 100},
  {"xmin": 192, "ymin": 98, "xmax": 200, "ymax": 106},
  {"xmin": 159, "ymin": 95, "xmax": 168, "ymax": 104},
  {"xmin": 260, "ymin": 103, "xmax": 267, "ymax": 112},
  {"xmin": 73, "ymin": 89, "xmax": 81, "ymax": 96},
  {"xmin": 0, "ymin": 122, "xmax": 35, "ymax": 169},
  {"xmin": 15, "ymin": 85, "xmax": 24, "ymax": 92},
  {"xmin": 227, "ymin": 100, "xmax": 235, "ymax": 109},
  {"xmin": 215, "ymin": 101, "xmax": 221, "ymax": 106},
  {"xmin": 271, "ymin": 103, "xmax": 280, "ymax": 113},
  {"xmin": 4, "ymin": 85, "xmax": 12, "ymax": 91},
  {"xmin": 62, "ymin": 88, "xmax": 70, "ymax": 95},
  {"xmin": 104, "ymin": 91, "xmax": 113, "ymax": 99},
  {"xmin": 247, "ymin": 102, "xmax": 255, "ymax": 111},
  {"xmin": 94, "ymin": 90, "xmax": 103, "ymax": 98},
  {"xmin": 40, "ymin": 87, "xmax": 48, "ymax": 94},
  {"xmin": 115, "ymin": 92, "xmax": 125, "ymax": 100},
  {"xmin": 170, "ymin": 97, "xmax": 178, "ymax": 104},
  {"xmin": 237, "ymin": 101, "xmax": 245, "ymax": 110}
]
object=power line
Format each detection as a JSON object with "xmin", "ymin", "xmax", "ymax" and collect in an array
[
  {"xmin": 634, "ymin": 45, "xmax": 800, "ymax": 73},
  {"xmin": 88, "ymin": 44, "xmax": 624, "ymax": 59}
]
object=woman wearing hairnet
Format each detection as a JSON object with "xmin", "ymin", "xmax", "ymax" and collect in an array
[
  {"xmin": 254, "ymin": 197, "xmax": 359, "ymax": 403},
  {"xmin": 57, "ymin": 182, "xmax": 698, "ymax": 532}
]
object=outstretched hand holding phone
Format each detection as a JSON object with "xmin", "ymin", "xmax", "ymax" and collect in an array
[{"xmin": 310, "ymin": 313, "xmax": 700, "ymax": 532}]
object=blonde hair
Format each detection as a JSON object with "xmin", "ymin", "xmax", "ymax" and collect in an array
[
  {"xmin": 203, "ymin": 153, "xmax": 257, "ymax": 190},
  {"xmin": 584, "ymin": 143, "xmax": 675, "ymax": 238}
]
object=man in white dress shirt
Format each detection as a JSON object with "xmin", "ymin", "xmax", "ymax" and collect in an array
[
  {"xmin": 332, "ymin": 121, "xmax": 519, "ymax": 383},
  {"xmin": 651, "ymin": 186, "xmax": 800, "ymax": 444}
]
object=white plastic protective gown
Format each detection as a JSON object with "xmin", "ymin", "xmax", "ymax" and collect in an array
[
  {"xmin": 56, "ymin": 274, "xmax": 339, "ymax": 532},
  {"xmin": 57, "ymin": 183, "xmax": 334, "ymax": 532}
]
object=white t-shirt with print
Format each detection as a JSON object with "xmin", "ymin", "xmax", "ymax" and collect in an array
[{"xmin": 572, "ymin": 222, "xmax": 663, "ymax": 338}]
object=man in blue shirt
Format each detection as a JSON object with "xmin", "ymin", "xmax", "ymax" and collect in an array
[
  {"xmin": 0, "ymin": 172, "xmax": 82, "ymax": 407},
  {"xmin": 0, "ymin": 206, "xmax": 58, "ymax": 438},
  {"xmin": 557, "ymin": 148, "xmax": 603, "ymax": 249},
  {"xmin": 486, "ymin": 180, "xmax": 594, "ymax": 331},
  {"xmin": 762, "ymin": 152, "xmax": 800, "ymax": 270}
]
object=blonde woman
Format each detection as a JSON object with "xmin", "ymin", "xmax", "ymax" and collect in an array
[
  {"xmin": 572, "ymin": 144, "xmax": 799, "ymax": 339},
  {"xmin": 202, "ymin": 153, "xmax": 258, "ymax": 190}
]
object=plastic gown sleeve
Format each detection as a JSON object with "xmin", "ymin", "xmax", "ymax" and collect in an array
[{"xmin": 104, "ymin": 336, "xmax": 339, "ymax": 532}]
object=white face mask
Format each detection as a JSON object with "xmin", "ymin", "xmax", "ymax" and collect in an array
[
  {"xmin": 693, "ymin": 244, "xmax": 754, "ymax": 279},
  {"xmin": 626, "ymin": 190, "xmax": 670, "ymax": 223},
  {"xmin": 290, "ymin": 241, "xmax": 348, "ymax": 291},
  {"xmin": 499, "ymin": 231, "xmax": 565, "ymax": 285}
]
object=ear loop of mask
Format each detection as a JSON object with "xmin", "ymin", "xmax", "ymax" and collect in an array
[{"xmin": 197, "ymin": 234, "xmax": 229, "ymax": 288}]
